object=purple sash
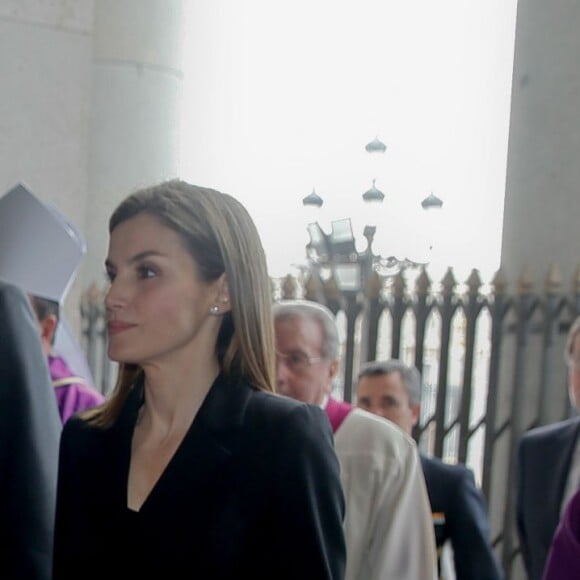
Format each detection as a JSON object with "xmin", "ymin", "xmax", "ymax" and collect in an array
[{"xmin": 325, "ymin": 397, "xmax": 353, "ymax": 434}]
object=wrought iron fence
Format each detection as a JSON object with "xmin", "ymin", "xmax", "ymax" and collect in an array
[{"xmin": 81, "ymin": 263, "xmax": 580, "ymax": 580}]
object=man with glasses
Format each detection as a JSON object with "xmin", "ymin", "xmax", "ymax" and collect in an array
[
  {"xmin": 273, "ymin": 299, "xmax": 437, "ymax": 580},
  {"xmin": 516, "ymin": 316, "xmax": 580, "ymax": 580}
]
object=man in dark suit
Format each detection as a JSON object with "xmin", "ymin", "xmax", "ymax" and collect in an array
[
  {"xmin": 0, "ymin": 280, "xmax": 62, "ymax": 579},
  {"xmin": 356, "ymin": 359, "xmax": 503, "ymax": 580},
  {"xmin": 516, "ymin": 316, "xmax": 580, "ymax": 580}
]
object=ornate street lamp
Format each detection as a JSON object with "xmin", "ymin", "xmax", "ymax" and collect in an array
[
  {"xmin": 303, "ymin": 137, "xmax": 444, "ymax": 292},
  {"xmin": 301, "ymin": 137, "xmax": 444, "ymax": 401}
]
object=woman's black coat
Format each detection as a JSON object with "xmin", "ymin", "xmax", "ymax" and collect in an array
[{"xmin": 53, "ymin": 373, "xmax": 346, "ymax": 579}]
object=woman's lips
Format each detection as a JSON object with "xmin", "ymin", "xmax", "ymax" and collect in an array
[{"xmin": 107, "ymin": 321, "xmax": 136, "ymax": 336}]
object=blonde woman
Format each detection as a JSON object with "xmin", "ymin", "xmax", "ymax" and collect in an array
[{"xmin": 53, "ymin": 180, "xmax": 345, "ymax": 579}]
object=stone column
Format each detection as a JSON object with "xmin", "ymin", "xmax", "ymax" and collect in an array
[
  {"xmin": 498, "ymin": 4, "xmax": 580, "ymax": 578},
  {"xmin": 84, "ymin": 0, "xmax": 185, "ymax": 284},
  {"xmin": 501, "ymin": 0, "xmax": 580, "ymax": 288},
  {"xmin": 0, "ymin": 0, "xmax": 94, "ymax": 328}
]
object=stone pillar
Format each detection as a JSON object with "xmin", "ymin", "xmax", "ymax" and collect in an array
[
  {"xmin": 498, "ymin": 4, "xmax": 580, "ymax": 578},
  {"xmin": 0, "ymin": 0, "xmax": 94, "ymax": 328},
  {"xmin": 84, "ymin": 0, "xmax": 185, "ymax": 284},
  {"xmin": 501, "ymin": 0, "xmax": 580, "ymax": 288}
]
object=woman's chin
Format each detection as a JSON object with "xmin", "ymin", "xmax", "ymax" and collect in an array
[{"xmin": 107, "ymin": 347, "xmax": 135, "ymax": 364}]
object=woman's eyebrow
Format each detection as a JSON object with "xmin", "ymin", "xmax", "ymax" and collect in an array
[{"xmin": 105, "ymin": 250, "xmax": 167, "ymax": 270}]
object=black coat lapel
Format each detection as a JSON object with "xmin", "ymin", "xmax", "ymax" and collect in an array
[{"xmin": 119, "ymin": 373, "xmax": 254, "ymax": 516}]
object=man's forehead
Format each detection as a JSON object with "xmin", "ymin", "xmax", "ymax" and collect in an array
[
  {"xmin": 275, "ymin": 316, "xmax": 326, "ymax": 353},
  {"xmin": 276, "ymin": 314, "xmax": 321, "ymax": 335},
  {"xmin": 360, "ymin": 372, "xmax": 405, "ymax": 391}
]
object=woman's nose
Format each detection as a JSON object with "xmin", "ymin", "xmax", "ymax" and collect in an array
[{"xmin": 104, "ymin": 277, "xmax": 127, "ymax": 312}]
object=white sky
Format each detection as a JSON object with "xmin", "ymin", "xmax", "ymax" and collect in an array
[{"xmin": 179, "ymin": 1, "xmax": 518, "ymax": 283}]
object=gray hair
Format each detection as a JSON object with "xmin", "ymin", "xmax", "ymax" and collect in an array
[
  {"xmin": 357, "ymin": 359, "xmax": 422, "ymax": 405},
  {"xmin": 272, "ymin": 300, "xmax": 339, "ymax": 360}
]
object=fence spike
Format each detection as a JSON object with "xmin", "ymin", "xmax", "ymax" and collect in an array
[
  {"xmin": 323, "ymin": 274, "xmax": 341, "ymax": 302},
  {"xmin": 441, "ymin": 268, "xmax": 457, "ymax": 295},
  {"xmin": 304, "ymin": 272, "xmax": 323, "ymax": 302},
  {"xmin": 364, "ymin": 270, "xmax": 382, "ymax": 300},
  {"xmin": 491, "ymin": 268, "xmax": 508, "ymax": 295},
  {"xmin": 415, "ymin": 266, "xmax": 431, "ymax": 296},
  {"xmin": 545, "ymin": 262, "xmax": 563, "ymax": 294},
  {"xmin": 281, "ymin": 274, "xmax": 298, "ymax": 299},
  {"xmin": 466, "ymin": 268, "xmax": 482, "ymax": 295},
  {"xmin": 393, "ymin": 270, "xmax": 407, "ymax": 298},
  {"xmin": 517, "ymin": 265, "xmax": 534, "ymax": 295}
]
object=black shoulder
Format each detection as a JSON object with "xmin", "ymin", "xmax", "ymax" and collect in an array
[
  {"xmin": 62, "ymin": 414, "xmax": 104, "ymax": 437},
  {"xmin": 519, "ymin": 417, "xmax": 579, "ymax": 446},
  {"xmin": 249, "ymin": 389, "xmax": 314, "ymax": 415},
  {"xmin": 421, "ymin": 454, "xmax": 474, "ymax": 485},
  {"xmin": 246, "ymin": 390, "xmax": 330, "ymax": 436},
  {"xmin": 59, "ymin": 414, "xmax": 111, "ymax": 462}
]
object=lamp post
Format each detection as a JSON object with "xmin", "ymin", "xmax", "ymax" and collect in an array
[
  {"xmin": 304, "ymin": 138, "xmax": 443, "ymax": 288},
  {"xmin": 302, "ymin": 137, "xmax": 444, "ymax": 400}
]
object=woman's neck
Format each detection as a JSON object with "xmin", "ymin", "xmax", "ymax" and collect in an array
[{"xmin": 138, "ymin": 357, "xmax": 220, "ymax": 439}]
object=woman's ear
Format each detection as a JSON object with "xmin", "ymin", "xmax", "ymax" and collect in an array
[{"xmin": 215, "ymin": 274, "xmax": 231, "ymax": 314}]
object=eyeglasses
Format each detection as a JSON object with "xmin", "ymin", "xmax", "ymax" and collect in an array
[{"xmin": 276, "ymin": 350, "xmax": 324, "ymax": 372}]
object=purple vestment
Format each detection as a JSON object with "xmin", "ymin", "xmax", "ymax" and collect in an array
[
  {"xmin": 543, "ymin": 487, "xmax": 580, "ymax": 579},
  {"xmin": 49, "ymin": 354, "xmax": 105, "ymax": 424},
  {"xmin": 325, "ymin": 397, "xmax": 353, "ymax": 434}
]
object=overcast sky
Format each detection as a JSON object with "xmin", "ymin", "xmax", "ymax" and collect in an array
[{"xmin": 179, "ymin": 1, "xmax": 518, "ymax": 283}]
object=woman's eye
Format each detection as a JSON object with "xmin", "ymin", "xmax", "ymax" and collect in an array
[
  {"xmin": 137, "ymin": 265, "xmax": 157, "ymax": 279},
  {"xmin": 105, "ymin": 270, "xmax": 116, "ymax": 283}
]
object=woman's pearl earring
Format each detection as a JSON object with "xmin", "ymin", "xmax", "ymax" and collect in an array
[{"xmin": 209, "ymin": 305, "xmax": 220, "ymax": 316}]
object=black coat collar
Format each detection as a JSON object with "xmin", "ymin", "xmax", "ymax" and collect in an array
[{"xmin": 119, "ymin": 371, "xmax": 255, "ymax": 434}]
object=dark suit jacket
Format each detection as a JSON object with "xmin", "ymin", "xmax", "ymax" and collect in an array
[
  {"xmin": 53, "ymin": 374, "xmax": 346, "ymax": 579},
  {"xmin": 421, "ymin": 455, "xmax": 503, "ymax": 580},
  {"xmin": 516, "ymin": 417, "xmax": 580, "ymax": 580},
  {"xmin": 0, "ymin": 281, "xmax": 61, "ymax": 579}
]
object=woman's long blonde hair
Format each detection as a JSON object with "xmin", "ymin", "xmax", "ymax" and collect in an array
[{"xmin": 86, "ymin": 180, "xmax": 275, "ymax": 428}]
